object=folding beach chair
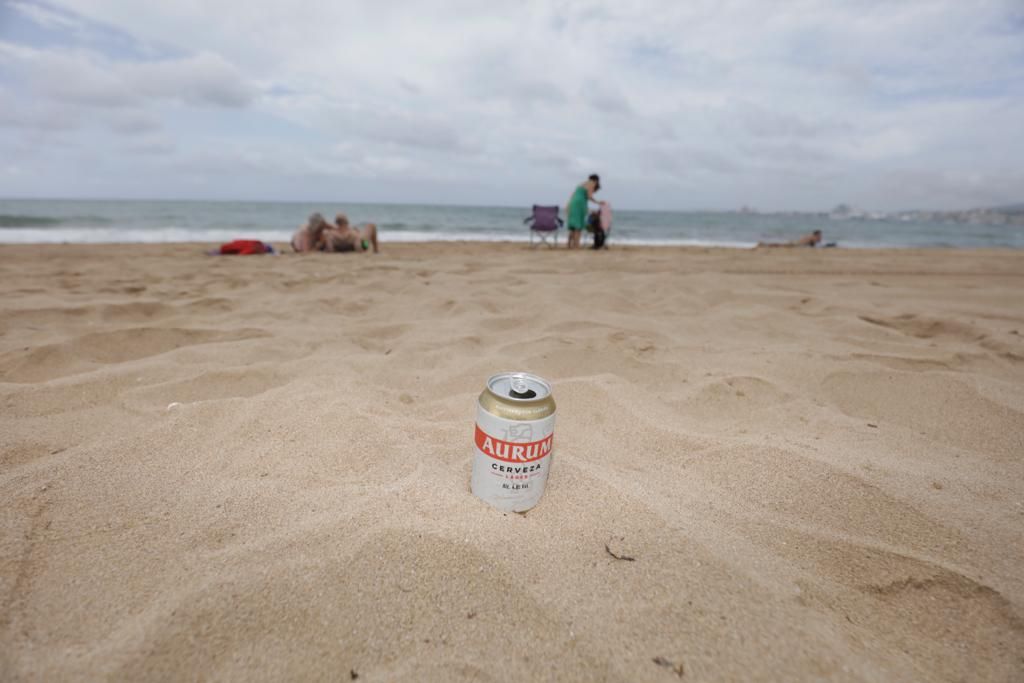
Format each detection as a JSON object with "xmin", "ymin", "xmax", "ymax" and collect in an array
[{"xmin": 524, "ymin": 205, "xmax": 563, "ymax": 248}]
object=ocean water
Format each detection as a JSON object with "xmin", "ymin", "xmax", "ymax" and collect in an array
[{"xmin": 1, "ymin": 199, "xmax": 1022, "ymax": 249}]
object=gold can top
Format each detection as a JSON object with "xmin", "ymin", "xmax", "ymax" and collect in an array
[
  {"xmin": 480, "ymin": 372, "xmax": 556, "ymax": 421},
  {"xmin": 487, "ymin": 372, "xmax": 550, "ymax": 400}
]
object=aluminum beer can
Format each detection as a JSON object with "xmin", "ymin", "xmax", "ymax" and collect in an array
[{"xmin": 471, "ymin": 372, "xmax": 556, "ymax": 512}]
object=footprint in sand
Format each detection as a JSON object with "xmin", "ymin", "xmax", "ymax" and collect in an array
[
  {"xmin": 822, "ymin": 370, "xmax": 1024, "ymax": 459},
  {"xmin": 858, "ymin": 314, "xmax": 985, "ymax": 341},
  {"xmin": 754, "ymin": 531, "xmax": 1024, "ymax": 682},
  {"xmin": 126, "ymin": 368, "xmax": 290, "ymax": 408},
  {"xmin": 0, "ymin": 327, "xmax": 269, "ymax": 383},
  {"xmin": 681, "ymin": 376, "xmax": 790, "ymax": 420},
  {"xmin": 857, "ymin": 313, "xmax": 1024, "ymax": 363},
  {"xmin": 103, "ymin": 529, "xmax": 592, "ymax": 680}
]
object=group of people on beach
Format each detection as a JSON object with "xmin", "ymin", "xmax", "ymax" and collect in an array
[
  {"xmin": 288, "ymin": 176, "xmax": 610, "ymax": 255},
  {"xmin": 280, "ymin": 177, "xmax": 823, "ymax": 254},
  {"xmin": 291, "ymin": 212, "xmax": 379, "ymax": 254}
]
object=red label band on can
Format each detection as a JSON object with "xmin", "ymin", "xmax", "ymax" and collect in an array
[{"xmin": 471, "ymin": 372, "xmax": 556, "ymax": 512}]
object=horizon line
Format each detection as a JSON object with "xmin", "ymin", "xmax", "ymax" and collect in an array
[{"xmin": 1, "ymin": 196, "xmax": 1018, "ymax": 215}]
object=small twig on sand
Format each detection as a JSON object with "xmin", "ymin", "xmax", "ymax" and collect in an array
[
  {"xmin": 653, "ymin": 656, "xmax": 685, "ymax": 677},
  {"xmin": 604, "ymin": 543, "xmax": 635, "ymax": 562}
]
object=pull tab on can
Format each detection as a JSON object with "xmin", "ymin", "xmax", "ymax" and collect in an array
[
  {"xmin": 471, "ymin": 372, "xmax": 556, "ymax": 512},
  {"xmin": 509, "ymin": 374, "xmax": 537, "ymax": 399}
]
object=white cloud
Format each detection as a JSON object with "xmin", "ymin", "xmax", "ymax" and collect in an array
[
  {"xmin": 0, "ymin": 100, "xmax": 79, "ymax": 132},
  {"xmin": 0, "ymin": 41, "xmax": 258, "ymax": 108},
  {"xmin": 121, "ymin": 134, "xmax": 175, "ymax": 155},
  {"xmin": 106, "ymin": 109, "xmax": 162, "ymax": 135},
  {"xmin": 1, "ymin": 0, "xmax": 1022, "ymax": 209},
  {"xmin": 9, "ymin": 1, "xmax": 84, "ymax": 32},
  {"xmin": 872, "ymin": 167, "xmax": 1024, "ymax": 208}
]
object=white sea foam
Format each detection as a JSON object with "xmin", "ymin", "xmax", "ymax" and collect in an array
[{"xmin": 0, "ymin": 227, "xmax": 288, "ymax": 244}]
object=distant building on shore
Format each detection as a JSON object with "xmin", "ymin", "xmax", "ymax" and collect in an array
[{"xmin": 826, "ymin": 202, "xmax": 1024, "ymax": 226}]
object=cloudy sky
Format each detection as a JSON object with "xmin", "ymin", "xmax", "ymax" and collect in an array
[{"xmin": 1, "ymin": 0, "xmax": 1022, "ymax": 211}]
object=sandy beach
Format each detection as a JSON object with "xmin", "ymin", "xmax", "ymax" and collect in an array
[{"xmin": 1, "ymin": 242, "xmax": 1022, "ymax": 682}]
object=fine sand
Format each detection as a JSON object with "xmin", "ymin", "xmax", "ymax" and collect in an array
[{"xmin": 2, "ymin": 242, "xmax": 1023, "ymax": 682}]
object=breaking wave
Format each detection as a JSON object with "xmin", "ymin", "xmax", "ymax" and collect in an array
[{"xmin": 0, "ymin": 214, "xmax": 114, "ymax": 228}]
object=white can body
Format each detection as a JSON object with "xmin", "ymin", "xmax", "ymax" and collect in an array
[{"xmin": 471, "ymin": 401, "xmax": 556, "ymax": 512}]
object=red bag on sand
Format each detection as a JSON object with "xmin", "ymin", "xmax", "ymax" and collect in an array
[{"xmin": 219, "ymin": 240, "xmax": 270, "ymax": 255}]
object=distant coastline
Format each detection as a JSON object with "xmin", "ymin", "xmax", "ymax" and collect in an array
[{"xmin": 735, "ymin": 202, "xmax": 1024, "ymax": 227}]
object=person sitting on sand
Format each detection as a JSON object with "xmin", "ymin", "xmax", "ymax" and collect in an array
[
  {"xmin": 757, "ymin": 230, "xmax": 823, "ymax": 248},
  {"xmin": 321, "ymin": 213, "xmax": 379, "ymax": 254},
  {"xmin": 291, "ymin": 213, "xmax": 330, "ymax": 253}
]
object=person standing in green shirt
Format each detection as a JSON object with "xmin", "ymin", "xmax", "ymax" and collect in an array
[{"xmin": 565, "ymin": 174, "xmax": 602, "ymax": 249}]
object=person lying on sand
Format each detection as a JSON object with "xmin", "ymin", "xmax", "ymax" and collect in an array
[
  {"xmin": 321, "ymin": 213, "xmax": 379, "ymax": 254},
  {"xmin": 757, "ymin": 230, "xmax": 822, "ymax": 248},
  {"xmin": 291, "ymin": 213, "xmax": 330, "ymax": 253}
]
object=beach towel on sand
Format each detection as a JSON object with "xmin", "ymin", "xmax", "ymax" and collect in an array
[{"xmin": 217, "ymin": 240, "xmax": 275, "ymax": 255}]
